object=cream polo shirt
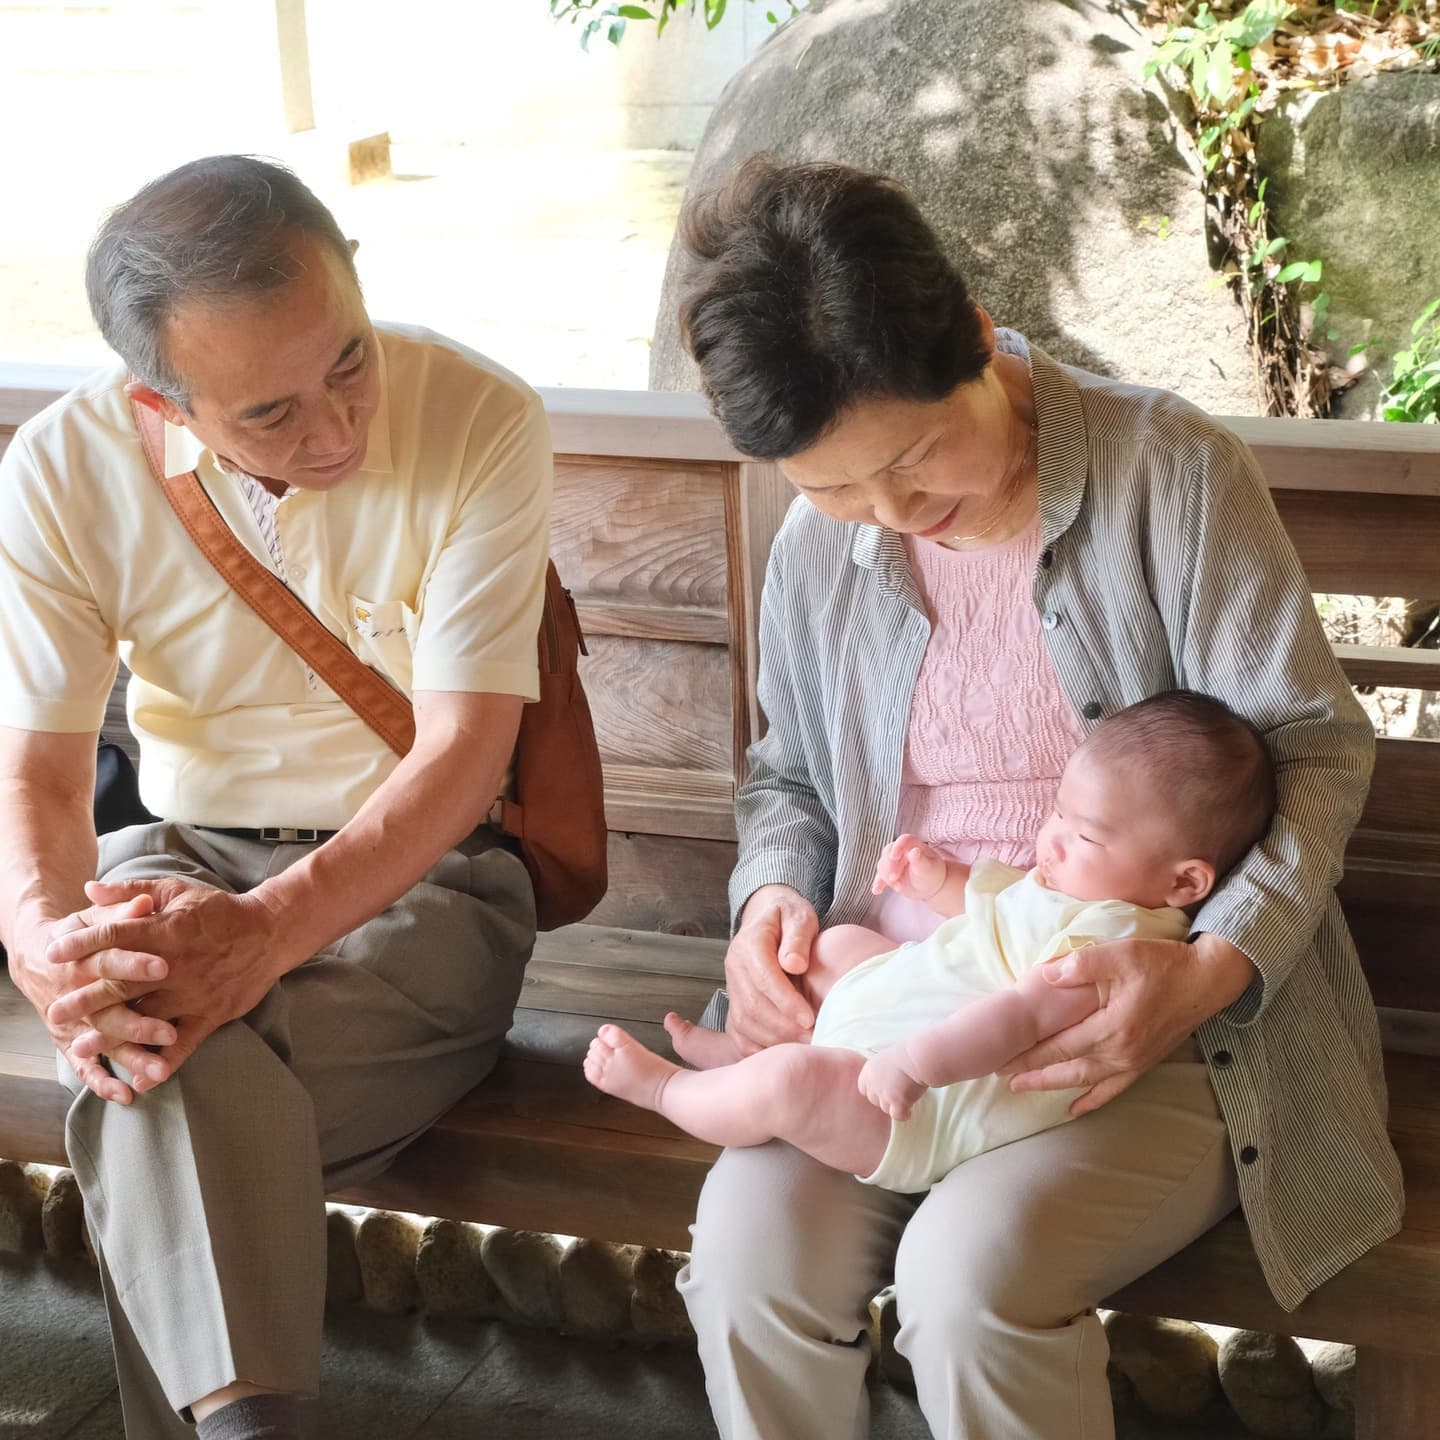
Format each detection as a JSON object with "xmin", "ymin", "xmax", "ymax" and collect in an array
[{"xmin": 0, "ymin": 324, "xmax": 552, "ymax": 829}]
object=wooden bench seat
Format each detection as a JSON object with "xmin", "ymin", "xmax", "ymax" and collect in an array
[{"xmin": 4, "ymin": 940, "xmax": 1438, "ymax": 1352}]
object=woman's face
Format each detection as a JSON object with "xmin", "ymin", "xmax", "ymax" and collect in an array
[{"xmin": 776, "ymin": 342, "xmax": 1036, "ymax": 542}]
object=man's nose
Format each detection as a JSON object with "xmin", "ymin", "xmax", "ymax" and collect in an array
[{"xmin": 305, "ymin": 392, "xmax": 354, "ymax": 457}]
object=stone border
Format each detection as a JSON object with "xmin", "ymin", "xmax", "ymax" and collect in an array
[{"xmin": 3, "ymin": 1161, "xmax": 1356, "ymax": 1435}]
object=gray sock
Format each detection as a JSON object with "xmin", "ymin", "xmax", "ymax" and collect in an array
[{"xmin": 194, "ymin": 1393, "xmax": 317, "ymax": 1440}]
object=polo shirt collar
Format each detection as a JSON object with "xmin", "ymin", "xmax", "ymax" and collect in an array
[
  {"xmin": 848, "ymin": 330, "xmax": 1089, "ymax": 581},
  {"xmin": 158, "ymin": 326, "xmax": 396, "ymax": 480}
]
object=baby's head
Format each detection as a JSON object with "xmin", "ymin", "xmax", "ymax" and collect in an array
[{"xmin": 1035, "ymin": 691, "xmax": 1275, "ymax": 910}]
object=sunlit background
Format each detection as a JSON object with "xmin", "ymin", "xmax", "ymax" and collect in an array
[{"xmin": 0, "ymin": 0, "xmax": 778, "ymax": 387}]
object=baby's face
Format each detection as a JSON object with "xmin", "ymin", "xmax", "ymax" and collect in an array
[{"xmin": 1033, "ymin": 748, "xmax": 1188, "ymax": 908}]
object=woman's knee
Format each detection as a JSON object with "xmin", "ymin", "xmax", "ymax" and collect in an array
[
  {"xmin": 683, "ymin": 1143, "xmax": 907, "ymax": 1340},
  {"xmin": 893, "ymin": 1175, "xmax": 1064, "ymax": 1338}
]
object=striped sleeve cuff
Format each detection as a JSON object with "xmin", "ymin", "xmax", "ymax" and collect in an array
[
  {"xmin": 727, "ymin": 849, "xmax": 831, "ymax": 935},
  {"xmin": 1192, "ymin": 888, "xmax": 1291, "ymax": 1027}
]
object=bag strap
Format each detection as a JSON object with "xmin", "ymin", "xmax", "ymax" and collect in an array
[{"xmin": 130, "ymin": 397, "xmax": 417, "ymax": 758}]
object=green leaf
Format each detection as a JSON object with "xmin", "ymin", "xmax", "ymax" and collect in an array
[
  {"xmin": 705, "ymin": 0, "xmax": 727, "ymax": 27},
  {"xmin": 1203, "ymin": 44, "xmax": 1234, "ymax": 103},
  {"xmin": 1262, "ymin": 236, "xmax": 1289, "ymax": 257},
  {"xmin": 1302, "ymin": 259, "xmax": 1323, "ymax": 284},
  {"xmin": 1257, "ymin": 176, "xmax": 1269, "ymax": 204},
  {"xmin": 1382, "ymin": 406, "xmax": 1417, "ymax": 422},
  {"xmin": 616, "ymin": 4, "xmax": 653, "ymax": 16},
  {"xmin": 1348, "ymin": 342, "xmax": 1370, "ymax": 356},
  {"xmin": 1275, "ymin": 261, "xmax": 1308, "ymax": 284}
]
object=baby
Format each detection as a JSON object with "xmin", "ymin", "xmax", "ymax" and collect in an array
[{"xmin": 585, "ymin": 690, "xmax": 1274, "ymax": 1193}]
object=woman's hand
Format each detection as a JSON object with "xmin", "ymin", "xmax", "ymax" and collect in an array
[
  {"xmin": 871, "ymin": 834, "xmax": 947, "ymax": 903},
  {"xmin": 1002, "ymin": 934, "xmax": 1255, "ymax": 1115},
  {"xmin": 723, "ymin": 883, "xmax": 820, "ymax": 1056}
]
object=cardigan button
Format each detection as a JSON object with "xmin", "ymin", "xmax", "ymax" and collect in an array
[
  {"xmin": 1212, "ymin": 1049, "xmax": 1233, "ymax": 1067},
  {"xmin": 1042, "ymin": 610, "xmax": 1061, "ymax": 631},
  {"xmin": 1240, "ymin": 1145, "xmax": 1259, "ymax": 1165},
  {"xmin": 1040, "ymin": 548, "xmax": 1054, "ymax": 569},
  {"xmin": 1081, "ymin": 701, "xmax": 1103, "ymax": 721}
]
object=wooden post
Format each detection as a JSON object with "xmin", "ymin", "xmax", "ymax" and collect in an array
[{"xmin": 275, "ymin": 0, "xmax": 315, "ymax": 134}]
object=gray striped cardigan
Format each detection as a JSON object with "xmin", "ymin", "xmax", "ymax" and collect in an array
[{"xmin": 729, "ymin": 332, "xmax": 1404, "ymax": 1310}]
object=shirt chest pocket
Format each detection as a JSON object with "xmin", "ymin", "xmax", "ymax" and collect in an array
[{"xmin": 345, "ymin": 595, "xmax": 417, "ymax": 688}]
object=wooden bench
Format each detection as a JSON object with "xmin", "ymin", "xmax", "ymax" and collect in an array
[{"xmin": 2, "ymin": 369, "xmax": 1438, "ymax": 1436}]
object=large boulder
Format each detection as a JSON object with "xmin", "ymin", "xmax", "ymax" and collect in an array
[
  {"xmin": 1256, "ymin": 72, "xmax": 1440, "ymax": 419},
  {"xmin": 651, "ymin": 0, "xmax": 1261, "ymax": 417}
]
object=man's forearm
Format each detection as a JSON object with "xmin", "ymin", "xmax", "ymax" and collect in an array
[
  {"xmin": 0, "ymin": 782, "xmax": 96, "ymax": 952},
  {"xmin": 251, "ymin": 694, "xmax": 522, "ymax": 970},
  {"xmin": 0, "ymin": 728, "xmax": 100, "ymax": 1002}
]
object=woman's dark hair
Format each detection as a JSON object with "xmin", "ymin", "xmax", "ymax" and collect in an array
[{"xmin": 678, "ymin": 154, "xmax": 991, "ymax": 460}]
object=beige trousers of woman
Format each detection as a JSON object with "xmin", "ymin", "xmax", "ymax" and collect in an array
[{"xmin": 678, "ymin": 1054, "xmax": 1236, "ymax": 1440}]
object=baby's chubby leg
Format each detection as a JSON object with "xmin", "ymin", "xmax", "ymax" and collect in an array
[
  {"xmin": 667, "ymin": 923, "xmax": 895, "ymax": 1071},
  {"xmin": 586, "ymin": 1026, "xmax": 891, "ymax": 1178}
]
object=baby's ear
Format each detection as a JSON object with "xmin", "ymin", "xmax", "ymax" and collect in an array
[{"xmin": 1166, "ymin": 859, "xmax": 1215, "ymax": 909}]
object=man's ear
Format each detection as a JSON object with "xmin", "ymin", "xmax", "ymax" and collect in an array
[
  {"xmin": 1166, "ymin": 859, "xmax": 1216, "ymax": 909},
  {"xmin": 124, "ymin": 380, "xmax": 187, "ymax": 428}
]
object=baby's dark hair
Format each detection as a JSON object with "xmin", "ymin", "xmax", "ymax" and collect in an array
[{"xmin": 1082, "ymin": 691, "xmax": 1275, "ymax": 880}]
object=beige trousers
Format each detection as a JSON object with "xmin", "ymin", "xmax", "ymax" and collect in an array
[
  {"xmin": 678, "ymin": 1054, "xmax": 1236, "ymax": 1440},
  {"xmin": 60, "ymin": 822, "xmax": 536, "ymax": 1437}
]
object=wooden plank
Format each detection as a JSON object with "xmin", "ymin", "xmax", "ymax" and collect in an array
[
  {"xmin": 576, "ymin": 599, "xmax": 728, "ymax": 645},
  {"xmin": 552, "ymin": 455, "xmax": 729, "ymax": 614},
  {"xmin": 732, "ymin": 460, "xmax": 794, "ymax": 771},
  {"xmin": 519, "ymin": 958, "xmax": 721, "ymax": 1030},
  {"xmin": 529, "ymin": 923, "xmax": 727, "ymax": 981},
  {"xmin": 604, "ymin": 763, "xmax": 736, "ymax": 843},
  {"xmin": 1334, "ymin": 642, "xmax": 1440, "ymax": 692},
  {"xmin": 1358, "ymin": 737, "xmax": 1440, "ymax": 836},
  {"xmin": 3, "ymin": 369, "xmax": 1438, "ymax": 493},
  {"xmin": 1106, "ymin": 1217, "xmax": 1440, "ymax": 1355},
  {"xmin": 1354, "ymin": 1347, "xmax": 1440, "ymax": 1438},
  {"xmin": 1233, "ymin": 418, "xmax": 1440, "ymax": 499},
  {"xmin": 581, "ymin": 635, "xmax": 732, "ymax": 775},
  {"xmin": 1273, "ymin": 489, "xmax": 1440, "ymax": 597},
  {"xmin": 585, "ymin": 832, "xmax": 736, "ymax": 938}
]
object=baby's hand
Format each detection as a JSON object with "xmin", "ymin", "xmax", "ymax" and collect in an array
[
  {"xmin": 858, "ymin": 1051, "xmax": 928, "ymax": 1122},
  {"xmin": 872, "ymin": 833, "xmax": 948, "ymax": 903}
]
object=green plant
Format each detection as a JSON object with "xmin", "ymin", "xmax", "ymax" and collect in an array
[
  {"xmin": 1143, "ymin": 1, "xmax": 1294, "ymax": 107},
  {"xmin": 549, "ymin": 0, "xmax": 803, "ymax": 48},
  {"xmin": 1382, "ymin": 298, "xmax": 1440, "ymax": 423}
]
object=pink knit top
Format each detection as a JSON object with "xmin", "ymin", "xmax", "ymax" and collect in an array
[{"xmin": 865, "ymin": 515, "xmax": 1086, "ymax": 941}]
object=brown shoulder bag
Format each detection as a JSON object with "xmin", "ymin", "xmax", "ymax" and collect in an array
[{"xmin": 130, "ymin": 397, "xmax": 608, "ymax": 930}]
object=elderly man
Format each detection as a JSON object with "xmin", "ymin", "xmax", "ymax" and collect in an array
[{"xmin": 0, "ymin": 156, "xmax": 552, "ymax": 1438}]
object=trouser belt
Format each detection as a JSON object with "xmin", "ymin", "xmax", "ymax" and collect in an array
[{"xmin": 199, "ymin": 826, "xmax": 338, "ymax": 843}]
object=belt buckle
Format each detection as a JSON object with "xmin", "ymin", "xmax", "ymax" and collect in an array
[{"xmin": 261, "ymin": 826, "xmax": 320, "ymax": 843}]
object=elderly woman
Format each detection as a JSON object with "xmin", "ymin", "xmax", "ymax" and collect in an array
[{"xmin": 671, "ymin": 157, "xmax": 1403, "ymax": 1440}]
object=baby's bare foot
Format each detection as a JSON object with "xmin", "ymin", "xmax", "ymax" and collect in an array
[
  {"xmin": 584, "ymin": 1024, "xmax": 679, "ymax": 1112},
  {"xmin": 665, "ymin": 1012, "xmax": 740, "ymax": 1070}
]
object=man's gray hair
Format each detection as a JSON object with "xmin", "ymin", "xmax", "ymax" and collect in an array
[{"xmin": 85, "ymin": 155, "xmax": 360, "ymax": 407}]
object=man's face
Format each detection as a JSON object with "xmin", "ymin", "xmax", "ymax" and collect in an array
[{"xmin": 154, "ymin": 234, "xmax": 380, "ymax": 493}]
